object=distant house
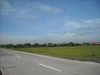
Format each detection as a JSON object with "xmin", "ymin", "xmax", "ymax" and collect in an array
[{"xmin": 89, "ymin": 42, "xmax": 100, "ymax": 45}]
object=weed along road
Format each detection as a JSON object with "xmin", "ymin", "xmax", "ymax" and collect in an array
[{"xmin": 0, "ymin": 48, "xmax": 100, "ymax": 75}]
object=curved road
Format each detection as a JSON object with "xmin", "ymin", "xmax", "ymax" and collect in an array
[{"xmin": 0, "ymin": 48, "xmax": 100, "ymax": 75}]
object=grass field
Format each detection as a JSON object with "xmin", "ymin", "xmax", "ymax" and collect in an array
[{"xmin": 11, "ymin": 46, "xmax": 100, "ymax": 62}]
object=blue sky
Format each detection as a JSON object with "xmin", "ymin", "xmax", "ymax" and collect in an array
[{"xmin": 0, "ymin": 0, "xmax": 100, "ymax": 44}]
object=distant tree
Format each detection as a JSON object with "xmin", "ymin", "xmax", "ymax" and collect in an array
[
  {"xmin": 41, "ymin": 43, "xmax": 47, "ymax": 47},
  {"xmin": 47, "ymin": 43, "xmax": 54, "ymax": 47},
  {"xmin": 5, "ymin": 44, "xmax": 14, "ymax": 48},
  {"xmin": 82, "ymin": 42, "xmax": 90, "ymax": 46},
  {"xmin": 68, "ymin": 42, "xmax": 74, "ymax": 46},
  {"xmin": 74, "ymin": 43, "xmax": 81, "ymax": 46},
  {"xmin": 24, "ymin": 43, "xmax": 32, "ymax": 48},
  {"xmin": 15, "ymin": 44, "xmax": 24, "ymax": 48},
  {"xmin": 0, "ymin": 44, "xmax": 5, "ymax": 48},
  {"xmin": 32, "ymin": 43, "xmax": 39, "ymax": 47},
  {"xmin": 61, "ymin": 43, "xmax": 67, "ymax": 47},
  {"xmin": 52, "ymin": 43, "xmax": 57, "ymax": 47}
]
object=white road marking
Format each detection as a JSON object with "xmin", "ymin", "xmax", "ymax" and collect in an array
[
  {"xmin": 16, "ymin": 55, "xmax": 21, "ymax": 58},
  {"xmin": 39, "ymin": 63, "xmax": 62, "ymax": 72}
]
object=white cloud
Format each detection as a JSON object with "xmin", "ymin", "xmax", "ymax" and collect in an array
[
  {"xmin": 63, "ymin": 18, "xmax": 100, "ymax": 36},
  {"xmin": 73, "ymin": 18, "xmax": 100, "ymax": 36},
  {"xmin": 64, "ymin": 21, "xmax": 82, "ymax": 29},
  {"xmin": 52, "ymin": 20, "xmax": 82, "ymax": 35},
  {"xmin": 0, "ymin": 0, "xmax": 14, "ymax": 14},
  {"xmin": 84, "ymin": 18, "xmax": 100, "ymax": 27},
  {"xmin": 36, "ymin": 3, "xmax": 61, "ymax": 13},
  {"xmin": 51, "ymin": 18, "xmax": 100, "ymax": 42},
  {"xmin": 0, "ymin": 0, "xmax": 60, "ymax": 25},
  {"xmin": 0, "ymin": 0, "xmax": 61, "ymax": 15}
]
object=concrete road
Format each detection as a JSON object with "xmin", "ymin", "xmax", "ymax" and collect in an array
[{"xmin": 0, "ymin": 48, "xmax": 100, "ymax": 75}]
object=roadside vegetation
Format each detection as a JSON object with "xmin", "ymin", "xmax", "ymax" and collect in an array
[{"xmin": 0, "ymin": 42, "xmax": 100, "ymax": 62}]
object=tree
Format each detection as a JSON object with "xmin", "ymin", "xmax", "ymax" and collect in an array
[
  {"xmin": 47, "ymin": 43, "xmax": 54, "ymax": 47},
  {"xmin": 68, "ymin": 42, "xmax": 74, "ymax": 46},
  {"xmin": 5, "ymin": 44, "xmax": 14, "ymax": 48},
  {"xmin": 32, "ymin": 43, "xmax": 39, "ymax": 47},
  {"xmin": 24, "ymin": 43, "xmax": 32, "ymax": 48},
  {"xmin": 41, "ymin": 43, "xmax": 47, "ymax": 47},
  {"xmin": 15, "ymin": 44, "xmax": 24, "ymax": 48}
]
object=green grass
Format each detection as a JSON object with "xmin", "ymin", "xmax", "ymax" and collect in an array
[{"xmin": 10, "ymin": 46, "xmax": 100, "ymax": 62}]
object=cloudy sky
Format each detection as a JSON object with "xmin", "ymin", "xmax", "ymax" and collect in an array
[{"xmin": 0, "ymin": 0, "xmax": 100, "ymax": 44}]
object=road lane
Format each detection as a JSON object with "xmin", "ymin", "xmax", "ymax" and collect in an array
[
  {"xmin": 39, "ymin": 63, "xmax": 62, "ymax": 72},
  {"xmin": 0, "ymin": 48, "xmax": 100, "ymax": 75},
  {"xmin": 15, "ymin": 55, "xmax": 21, "ymax": 58}
]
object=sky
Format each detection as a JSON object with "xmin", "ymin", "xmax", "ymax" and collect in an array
[{"xmin": 0, "ymin": 0, "xmax": 100, "ymax": 44}]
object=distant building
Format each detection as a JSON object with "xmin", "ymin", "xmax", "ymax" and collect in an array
[{"xmin": 88, "ymin": 42, "xmax": 100, "ymax": 45}]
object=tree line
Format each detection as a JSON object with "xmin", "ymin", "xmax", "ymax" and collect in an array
[
  {"xmin": 0, "ymin": 42, "xmax": 80, "ymax": 48},
  {"xmin": 0, "ymin": 42, "xmax": 99, "ymax": 48}
]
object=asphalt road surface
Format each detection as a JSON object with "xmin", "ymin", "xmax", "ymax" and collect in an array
[{"xmin": 0, "ymin": 48, "xmax": 100, "ymax": 75}]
